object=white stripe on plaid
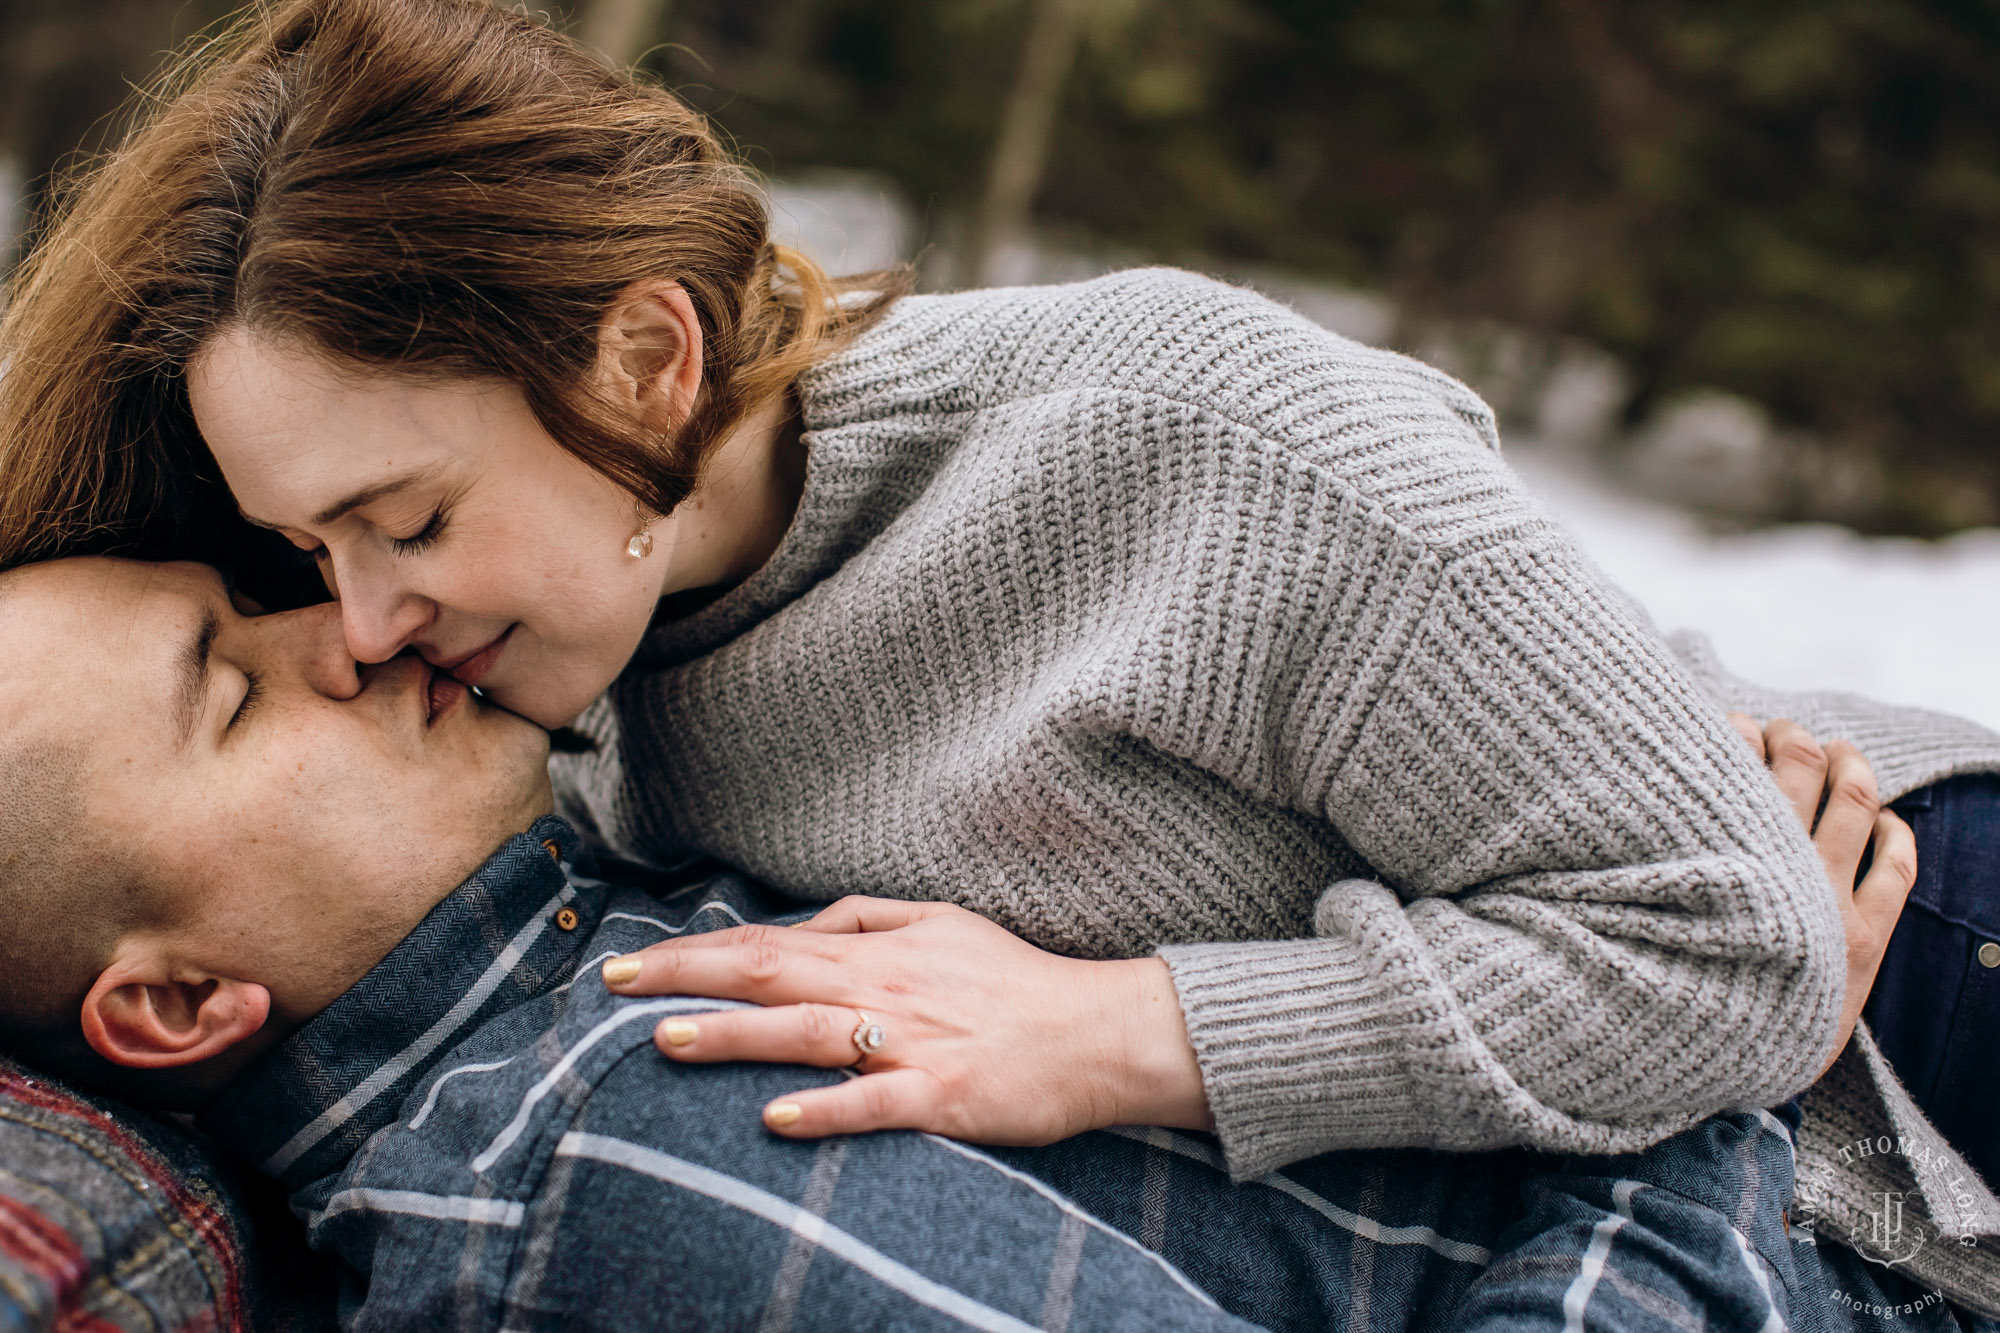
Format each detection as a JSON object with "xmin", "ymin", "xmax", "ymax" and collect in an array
[
  {"xmin": 602, "ymin": 904, "xmax": 754, "ymax": 933},
  {"xmin": 552, "ymin": 952, "xmax": 624, "ymax": 997},
  {"xmin": 1561, "ymin": 1179, "xmax": 1642, "ymax": 1333},
  {"xmin": 555, "ymin": 1132, "xmax": 1043, "ymax": 1333},
  {"xmin": 1104, "ymin": 1125, "xmax": 1493, "ymax": 1265},
  {"xmin": 320, "ymin": 1188, "xmax": 525, "ymax": 1228},
  {"xmin": 471, "ymin": 997, "xmax": 752, "ymax": 1174},
  {"xmin": 407, "ymin": 1059, "xmax": 515, "ymax": 1131},
  {"xmin": 264, "ymin": 881, "xmax": 577, "ymax": 1174},
  {"xmin": 921, "ymin": 1133, "xmax": 1224, "ymax": 1310},
  {"xmin": 1740, "ymin": 1109, "xmax": 1792, "ymax": 1332}
]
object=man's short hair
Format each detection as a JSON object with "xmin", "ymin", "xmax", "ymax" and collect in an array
[{"xmin": 0, "ymin": 569, "xmax": 162, "ymax": 1074}]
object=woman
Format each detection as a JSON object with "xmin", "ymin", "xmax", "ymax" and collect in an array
[{"xmin": 0, "ymin": 0, "xmax": 1854, "ymax": 1171}]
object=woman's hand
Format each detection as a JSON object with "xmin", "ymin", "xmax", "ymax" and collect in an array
[
  {"xmin": 600, "ymin": 898, "xmax": 1213, "ymax": 1143},
  {"xmin": 1727, "ymin": 714, "xmax": 1917, "ymax": 1075}
]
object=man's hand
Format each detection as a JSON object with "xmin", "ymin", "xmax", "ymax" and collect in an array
[
  {"xmin": 1727, "ymin": 714, "xmax": 1917, "ymax": 1076},
  {"xmin": 599, "ymin": 898, "xmax": 1213, "ymax": 1144}
]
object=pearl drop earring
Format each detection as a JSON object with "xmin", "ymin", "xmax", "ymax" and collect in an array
[{"xmin": 626, "ymin": 528, "xmax": 654, "ymax": 559}]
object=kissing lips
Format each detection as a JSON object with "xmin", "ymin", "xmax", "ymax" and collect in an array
[
  {"xmin": 439, "ymin": 625, "xmax": 516, "ymax": 690},
  {"xmin": 427, "ymin": 670, "xmax": 469, "ymax": 726}
]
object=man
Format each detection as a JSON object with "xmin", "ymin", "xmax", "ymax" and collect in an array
[{"xmin": 0, "ymin": 556, "xmax": 1990, "ymax": 1331}]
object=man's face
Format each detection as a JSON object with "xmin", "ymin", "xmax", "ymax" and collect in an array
[{"xmin": 0, "ymin": 559, "xmax": 552, "ymax": 1021}]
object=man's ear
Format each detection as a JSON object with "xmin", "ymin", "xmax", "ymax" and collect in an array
[
  {"xmin": 596, "ymin": 278, "xmax": 704, "ymax": 435},
  {"xmin": 79, "ymin": 957, "xmax": 270, "ymax": 1071}
]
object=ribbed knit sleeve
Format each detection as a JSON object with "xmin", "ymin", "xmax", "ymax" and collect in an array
[{"xmin": 1158, "ymin": 528, "xmax": 1846, "ymax": 1178}]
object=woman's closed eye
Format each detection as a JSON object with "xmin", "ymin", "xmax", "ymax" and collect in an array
[
  {"xmin": 229, "ymin": 669, "xmax": 265, "ymax": 731},
  {"xmin": 390, "ymin": 505, "xmax": 449, "ymax": 556}
]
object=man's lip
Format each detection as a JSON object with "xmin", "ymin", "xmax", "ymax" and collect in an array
[
  {"xmin": 360, "ymin": 656, "xmax": 469, "ymax": 730},
  {"xmin": 433, "ymin": 625, "xmax": 515, "ymax": 689},
  {"xmin": 426, "ymin": 670, "xmax": 469, "ymax": 727}
]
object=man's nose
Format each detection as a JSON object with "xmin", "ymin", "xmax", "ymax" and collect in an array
[
  {"xmin": 330, "ymin": 552, "xmax": 436, "ymax": 664},
  {"xmin": 289, "ymin": 601, "xmax": 366, "ymax": 700}
]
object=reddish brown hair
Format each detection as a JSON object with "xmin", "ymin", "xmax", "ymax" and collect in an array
[{"xmin": 0, "ymin": 0, "xmax": 905, "ymax": 568}]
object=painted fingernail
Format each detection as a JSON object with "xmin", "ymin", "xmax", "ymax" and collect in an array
[
  {"xmin": 767, "ymin": 1102, "xmax": 803, "ymax": 1128},
  {"xmin": 659, "ymin": 1019, "xmax": 699, "ymax": 1047},
  {"xmin": 601, "ymin": 956, "xmax": 641, "ymax": 987}
]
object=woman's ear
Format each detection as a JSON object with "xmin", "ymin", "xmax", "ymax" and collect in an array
[
  {"xmin": 79, "ymin": 957, "xmax": 271, "ymax": 1071},
  {"xmin": 596, "ymin": 278, "xmax": 705, "ymax": 433}
]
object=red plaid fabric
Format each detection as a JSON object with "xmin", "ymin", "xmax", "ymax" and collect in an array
[{"xmin": 0, "ymin": 1059, "xmax": 253, "ymax": 1332}]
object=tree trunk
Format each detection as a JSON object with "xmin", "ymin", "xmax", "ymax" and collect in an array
[{"xmin": 958, "ymin": 0, "xmax": 1085, "ymax": 288}]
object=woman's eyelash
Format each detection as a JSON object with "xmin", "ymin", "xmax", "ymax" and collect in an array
[
  {"xmin": 391, "ymin": 506, "xmax": 448, "ymax": 556},
  {"xmin": 229, "ymin": 670, "xmax": 264, "ymax": 731}
]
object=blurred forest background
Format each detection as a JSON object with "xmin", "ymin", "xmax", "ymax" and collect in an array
[{"xmin": 4, "ymin": 0, "xmax": 1998, "ymax": 534}]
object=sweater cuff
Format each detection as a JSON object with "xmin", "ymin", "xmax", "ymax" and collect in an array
[{"xmin": 1158, "ymin": 879, "xmax": 1532, "ymax": 1181}]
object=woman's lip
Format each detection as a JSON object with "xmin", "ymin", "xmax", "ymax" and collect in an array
[{"xmin": 437, "ymin": 625, "xmax": 515, "ymax": 689}]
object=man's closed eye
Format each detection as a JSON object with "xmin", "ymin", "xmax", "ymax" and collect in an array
[{"xmin": 229, "ymin": 671, "xmax": 265, "ymax": 730}]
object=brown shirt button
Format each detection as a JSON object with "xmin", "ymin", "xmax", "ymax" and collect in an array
[
  {"xmin": 1979, "ymin": 941, "xmax": 2000, "ymax": 969},
  {"xmin": 542, "ymin": 839, "xmax": 561, "ymax": 863},
  {"xmin": 555, "ymin": 907, "xmax": 580, "ymax": 932}
]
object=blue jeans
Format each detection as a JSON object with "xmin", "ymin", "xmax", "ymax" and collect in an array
[{"xmin": 1870, "ymin": 774, "xmax": 2000, "ymax": 1192}]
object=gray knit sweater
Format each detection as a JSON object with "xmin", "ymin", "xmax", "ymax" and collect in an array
[
  {"xmin": 555, "ymin": 268, "xmax": 2000, "ymax": 1309},
  {"xmin": 557, "ymin": 264, "xmax": 1855, "ymax": 1158}
]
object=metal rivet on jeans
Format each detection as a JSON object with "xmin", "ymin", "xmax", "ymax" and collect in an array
[{"xmin": 1979, "ymin": 941, "xmax": 2000, "ymax": 969}]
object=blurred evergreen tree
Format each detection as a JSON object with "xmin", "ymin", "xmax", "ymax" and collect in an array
[
  {"xmin": 4, "ymin": 0, "xmax": 1994, "ymax": 530},
  {"xmin": 657, "ymin": 0, "xmax": 2000, "ymax": 531}
]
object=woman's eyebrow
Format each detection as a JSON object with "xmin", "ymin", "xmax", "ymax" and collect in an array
[
  {"xmin": 173, "ymin": 605, "xmax": 221, "ymax": 751},
  {"xmin": 239, "ymin": 466, "xmax": 440, "ymax": 531}
]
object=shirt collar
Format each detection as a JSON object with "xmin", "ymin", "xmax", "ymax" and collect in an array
[{"xmin": 198, "ymin": 814, "xmax": 604, "ymax": 1190}]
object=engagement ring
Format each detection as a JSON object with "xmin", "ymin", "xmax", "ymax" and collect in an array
[{"xmin": 851, "ymin": 1010, "xmax": 887, "ymax": 1059}]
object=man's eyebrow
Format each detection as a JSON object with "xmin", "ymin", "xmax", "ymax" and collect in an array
[
  {"xmin": 238, "ymin": 467, "xmax": 439, "ymax": 532},
  {"xmin": 174, "ymin": 605, "xmax": 220, "ymax": 750}
]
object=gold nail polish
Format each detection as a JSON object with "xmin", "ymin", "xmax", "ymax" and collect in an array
[
  {"xmin": 601, "ymin": 956, "xmax": 641, "ymax": 987},
  {"xmin": 659, "ymin": 1019, "xmax": 699, "ymax": 1047},
  {"xmin": 767, "ymin": 1102, "xmax": 803, "ymax": 1128}
]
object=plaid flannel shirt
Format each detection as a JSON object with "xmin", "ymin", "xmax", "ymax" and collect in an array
[
  {"xmin": 0, "ymin": 1057, "xmax": 338, "ymax": 1333},
  {"xmin": 185, "ymin": 816, "xmax": 1995, "ymax": 1332}
]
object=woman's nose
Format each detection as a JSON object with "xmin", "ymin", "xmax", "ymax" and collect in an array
[{"xmin": 332, "ymin": 555, "xmax": 435, "ymax": 664}]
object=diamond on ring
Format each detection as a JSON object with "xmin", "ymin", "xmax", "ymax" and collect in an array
[{"xmin": 851, "ymin": 1011, "xmax": 887, "ymax": 1058}]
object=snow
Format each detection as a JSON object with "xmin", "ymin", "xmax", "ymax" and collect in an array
[
  {"xmin": 766, "ymin": 174, "xmax": 915, "ymax": 278},
  {"xmin": 756, "ymin": 175, "xmax": 2000, "ymax": 736},
  {"xmin": 1509, "ymin": 447, "xmax": 2000, "ymax": 735}
]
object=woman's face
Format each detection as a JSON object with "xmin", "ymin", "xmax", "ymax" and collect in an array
[{"xmin": 191, "ymin": 326, "xmax": 672, "ymax": 728}]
